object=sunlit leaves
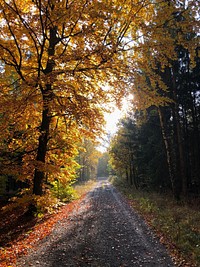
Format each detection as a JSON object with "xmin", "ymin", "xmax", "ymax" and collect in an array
[
  {"xmin": 0, "ymin": 0, "xmax": 198, "ymax": 199},
  {"xmin": 1, "ymin": 0, "xmax": 135, "ymax": 195},
  {"xmin": 126, "ymin": 0, "xmax": 199, "ymax": 110}
]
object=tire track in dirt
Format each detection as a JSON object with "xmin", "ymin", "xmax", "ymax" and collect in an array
[{"xmin": 17, "ymin": 179, "xmax": 175, "ymax": 267}]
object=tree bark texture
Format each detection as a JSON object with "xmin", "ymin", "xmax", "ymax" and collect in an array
[
  {"xmin": 171, "ymin": 68, "xmax": 187, "ymax": 197},
  {"xmin": 158, "ymin": 107, "xmax": 176, "ymax": 197},
  {"xmin": 33, "ymin": 27, "xmax": 58, "ymax": 195},
  {"xmin": 33, "ymin": 92, "xmax": 52, "ymax": 195}
]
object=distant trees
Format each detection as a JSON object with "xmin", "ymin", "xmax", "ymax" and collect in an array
[
  {"xmin": 109, "ymin": 117, "xmax": 139, "ymax": 187},
  {"xmin": 77, "ymin": 139, "xmax": 100, "ymax": 182},
  {"xmin": 97, "ymin": 152, "xmax": 109, "ymax": 178},
  {"xmin": 109, "ymin": 111, "xmax": 169, "ymax": 190},
  {"xmin": 109, "ymin": 0, "xmax": 200, "ymax": 200},
  {"xmin": 110, "ymin": 71, "xmax": 200, "ymax": 199}
]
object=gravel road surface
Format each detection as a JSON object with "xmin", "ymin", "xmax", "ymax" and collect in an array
[{"xmin": 17, "ymin": 179, "xmax": 175, "ymax": 267}]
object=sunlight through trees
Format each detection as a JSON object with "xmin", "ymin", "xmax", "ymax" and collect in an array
[{"xmin": 0, "ymin": 0, "xmax": 199, "ymax": 211}]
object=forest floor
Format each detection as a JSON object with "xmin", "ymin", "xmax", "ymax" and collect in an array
[{"xmin": 14, "ymin": 178, "xmax": 175, "ymax": 267}]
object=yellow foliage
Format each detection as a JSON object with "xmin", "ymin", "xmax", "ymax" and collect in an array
[
  {"xmin": 0, "ymin": 0, "xmax": 198, "ymax": 200},
  {"xmin": 35, "ymin": 190, "xmax": 58, "ymax": 214}
]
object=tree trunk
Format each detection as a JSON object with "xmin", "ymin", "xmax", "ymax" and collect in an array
[
  {"xmin": 125, "ymin": 167, "xmax": 129, "ymax": 182},
  {"xmin": 129, "ymin": 162, "xmax": 133, "ymax": 185},
  {"xmin": 191, "ymin": 94, "xmax": 200, "ymax": 189},
  {"xmin": 33, "ymin": 91, "xmax": 52, "ymax": 195},
  {"xmin": 158, "ymin": 107, "xmax": 177, "ymax": 196},
  {"xmin": 171, "ymin": 68, "xmax": 187, "ymax": 197},
  {"xmin": 32, "ymin": 26, "xmax": 58, "ymax": 196}
]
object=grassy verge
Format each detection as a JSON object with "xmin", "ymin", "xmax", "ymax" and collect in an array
[
  {"xmin": 111, "ymin": 176, "xmax": 200, "ymax": 267},
  {"xmin": 73, "ymin": 179, "xmax": 97, "ymax": 197}
]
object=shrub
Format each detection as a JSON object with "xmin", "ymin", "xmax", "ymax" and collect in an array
[{"xmin": 51, "ymin": 181, "xmax": 78, "ymax": 202}]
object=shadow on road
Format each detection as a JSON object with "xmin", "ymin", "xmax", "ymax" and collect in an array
[{"xmin": 18, "ymin": 181, "xmax": 175, "ymax": 267}]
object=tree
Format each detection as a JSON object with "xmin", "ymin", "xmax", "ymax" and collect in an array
[
  {"xmin": 125, "ymin": 0, "xmax": 200, "ymax": 199},
  {"xmin": 1, "ymin": 0, "xmax": 199, "ymax": 204},
  {"xmin": 109, "ymin": 116, "xmax": 139, "ymax": 188},
  {"xmin": 0, "ymin": 0, "xmax": 137, "ymax": 198},
  {"xmin": 77, "ymin": 139, "xmax": 100, "ymax": 181},
  {"xmin": 97, "ymin": 152, "xmax": 109, "ymax": 178},
  {"xmin": 109, "ymin": 110, "xmax": 169, "ymax": 191}
]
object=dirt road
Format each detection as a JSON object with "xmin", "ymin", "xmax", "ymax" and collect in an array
[{"xmin": 17, "ymin": 179, "xmax": 175, "ymax": 267}]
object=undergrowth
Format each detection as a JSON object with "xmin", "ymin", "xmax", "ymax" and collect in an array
[
  {"xmin": 2, "ymin": 179, "xmax": 97, "ymax": 218},
  {"xmin": 111, "ymin": 176, "xmax": 200, "ymax": 267},
  {"xmin": 73, "ymin": 179, "xmax": 97, "ymax": 197}
]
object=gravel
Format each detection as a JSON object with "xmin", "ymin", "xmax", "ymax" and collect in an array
[{"xmin": 17, "ymin": 179, "xmax": 175, "ymax": 267}]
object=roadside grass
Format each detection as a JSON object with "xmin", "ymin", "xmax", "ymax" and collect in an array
[
  {"xmin": 73, "ymin": 179, "xmax": 97, "ymax": 197},
  {"xmin": 111, "ymin": 176, "xmax": 200, "ymax": 267},
  {"xmin": 50, "ymin": 179, "xmax": 97, "ymax": 205}
]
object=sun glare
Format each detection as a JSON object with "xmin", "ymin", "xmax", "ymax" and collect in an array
[
  {"xmin": 97, "ymin": 95, "xmax": 134, "ymax": 152},
  {"xmin": 104, "ymin": 94, "xmax": 134, "ymax": 134},
  {"xmin": 104, "ymin": 108, "xmax": 121, "ymax": 135}
]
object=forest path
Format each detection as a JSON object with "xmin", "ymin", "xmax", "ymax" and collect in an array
[{"xmin": 17, "ymin": 179, "xmax": 174, "ymax": 267}]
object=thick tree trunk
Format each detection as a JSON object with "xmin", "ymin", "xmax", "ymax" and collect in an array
[
  {"xmin": 32, "ymin": 26, "xmax": 58, "ymax": 196},
  {"xmin": 33, "ymin": 92, "xmax": 51, "ymax": 195}
]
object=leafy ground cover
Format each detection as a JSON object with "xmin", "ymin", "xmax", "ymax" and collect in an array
[
  {"xmin": 0, "ymin": 180, "xmax": 96, "ymax": 267},
  {"xmin": 111, "ymin": 177, "xmax": 200, "ymax": 267}
]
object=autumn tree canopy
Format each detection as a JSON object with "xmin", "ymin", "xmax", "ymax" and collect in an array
[
  {"xmin": 109, "ymin": 0, "xmax": 200, "ymax": 200},
  {"xmin": 0, "ymin": 0, "xmax": 199, "ymax": 206},
  {"xmin": 128, "ymin": 0, "xmax": 199, "ymax": 109},
  {"xmin": 0, "ymin": 0, "xmax": 149, "ymax": 199}
]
